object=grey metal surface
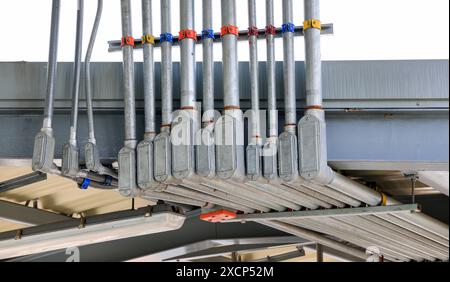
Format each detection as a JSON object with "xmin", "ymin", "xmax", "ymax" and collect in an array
[{"xmin": 1, "ymin": 61, "xmax": 447, "ymax": 109}]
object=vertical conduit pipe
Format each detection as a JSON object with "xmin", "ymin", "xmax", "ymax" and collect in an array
[
  {"xmin": 179, "ymin": 0, "xmax": 196, "ymax": 110},
  {"xmin": 42, "ymin": 0, "xmax": 61, "ymax": 133},
  {"xmin": 32, "ymin": 0, "xmax": 61, "ymax": 174},
  {"xmin": 282, "ymin": 0, "xmax": 296, "ymax": 133},
  {"xmin": 84, "ymin": 0, "xmax": 117, "ymax": 178},
  {"xmin": 137, "ymin": 0, "xmax": 157, "ymax": 189},
  {"xmin": 62, "ymin": 0, "xmax": 83, "ymax": 177},
  {"xmin": 266, "ymin": 0, "xmax": 277, "ymax": 139},
  {"xmin": 161, "ymin": 0, "xmax": 173, "ymax": 130},
  {"xmin": 118, "ymin": 0, "xmax": 138, "ymax": 197},
  {"xmin": 142, "ymin": 0, "xmax": 156, "ymax": 141},
  {"xmin": 202, "ymin": 0, "xmax": 214, "ymax": 125},
  {"xmin": 69, "ymin": 0, "xmax": 83, "ymax": 148},
  {"xmin": 248, "ymin": 0, "xmax": 260, "ymax": 145}
]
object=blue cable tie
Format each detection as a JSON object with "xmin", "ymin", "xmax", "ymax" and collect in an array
[
  {"xmin": 201, "ymin": 29, "xmax": 215, "ymax": 40},
  {"xmin": 281, "ymin": 23, "xmax": 295, "ymax": 33},
  {"xmin": 160, "ymin": 33, "xmax": 174, "ymax": 43}
]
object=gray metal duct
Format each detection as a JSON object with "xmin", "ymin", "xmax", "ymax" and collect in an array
[
  {"xmin": 61, "ymin": 0, "xmax": 84, "ymax": 178},
  {"xmin": 31, "ymin": 0, "xmax": 61, "ymax": 175},
  {"xmin": 137, "ymin": 0, "xmax": 157, "ymax": 190},
  {"xmin": 118, "ymin": 0, "xmax": 138, "ymax": 197}
]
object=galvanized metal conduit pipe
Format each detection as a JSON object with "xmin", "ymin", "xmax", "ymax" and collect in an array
[
  {"xmin": 248, "ymin": 0, "xmax": 260, "ymax": 145},
  {"xmin": 161, "ymin": 0, "xmax": 173, "ymax": 129},
  {"xmin": 182, "ymin": 181, "xmax": 272, "ymax": 212},
  {"xmin": 32, "ymin": 0, "xmax": 61, "ymax": 175},
  {"xmin": 282, "ymin": 0, "xmax": 296, "ymax": 133},
  {"xmin": 83, "ymin": 0, "xmax": 117, "ymax": 178},
  {"xmin": 375, "ymin": 213, "xmax": 449, "ymax": 247},
  {"xmin": 202, "ymin": 0, "xmax": 214, "ymax": 125},
  {"xmin": 314, "ymin": 217, "xmax": 431, "ymax": 261},
  {"xmin": 120, "ymin": 0, "xmax": 137, "ymax": 144},
  {"xmin": 221, "ymin": 0, "xmax": 240, "ymax": 109},
  {"xmin": 304, "ymin": 0, "xmax": 322, "ymax": 108},
  {"xmin": 118, "ymin": 0, "xmax": 138, "ymax": 197},
  {"xmin": 284, "ymin": 218, "xmax": 410, "ymax": 261},
  {"xmin": 362, "ymin": 215, "xmax": 449, "ymax": 255},
  {"xmin": 69, "ymin": 0, "xmax": 83, "ymax": 147},
  {"xmin": 84, "ymin": 0, "xmax": 103, "ymax": 145},
  {"xmin": 180, "ymin": 0, "xmax": 196, "ymax": 110},
  {"xmin": 141, "ymin": 191, "xmax": 207, "ymax": 207},
  {"xmin": 42, "ymin": 0, "xmax": 61, "ymax": 132},
  {"xmin": 260, "ymin": 220, "xmax": 368, "ymax": 261},
  {"xmin": 142, "ymin": 0, "xmax": 156, "ymax": 140},
  {"xmin": 61, "ymin": 0, "xmax": 83, "ymax": 178},
  {"xmin": 165, "ymin": 185, "xmax": 255, "ymax": 213},
  {"xmin": 266, "ymin": 0, "xmax": 277, "ymax": 139},
  {"xmin": 341, "ymin": 216, "xmax": 448, "ymax": 260}
]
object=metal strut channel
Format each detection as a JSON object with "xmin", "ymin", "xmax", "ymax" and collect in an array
[
  {"xmin": 107, "ymin": 24, "xmax": 334, "ymax": 52},
  {"xmin": 222, "ymin": 204, "xmax": 420, "ymax": 223}
]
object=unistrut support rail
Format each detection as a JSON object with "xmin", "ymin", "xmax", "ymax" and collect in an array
[{"xmin": 107, "ymin": 23, "xmax": 333, "ymax": 52}]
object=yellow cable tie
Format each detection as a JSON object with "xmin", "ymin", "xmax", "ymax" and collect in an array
[
  {"xmin": 142, "ymin": 34, "xmax": 155, "ymax": 45},
  {"xmin": 303, "ymin": 19, "xmax": 322, "ymax": 32}
]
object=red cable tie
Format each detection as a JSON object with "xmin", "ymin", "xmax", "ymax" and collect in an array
[
  {"xmin": 179, "ymin": 29, "xmax": 198, "ymax": 41},
  {"xmin": 221, "ymin": 25, "xmax": 239, "ymax": 37},
  {"xmin": 265, "ymin": 25, "xmax": 276, "ymax": 36},
  {"xmin": 120, "ymin": 36, "xmax": 135, "ymax": 48},
  {"xmin": 248, "ymin": 26, "xmax": 259, "ymax": 37}
]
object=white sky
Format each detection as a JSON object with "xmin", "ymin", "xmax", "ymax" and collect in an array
[{"xmin": 0, "ymin": 0, "xmax": 448, "ymax": 62}]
